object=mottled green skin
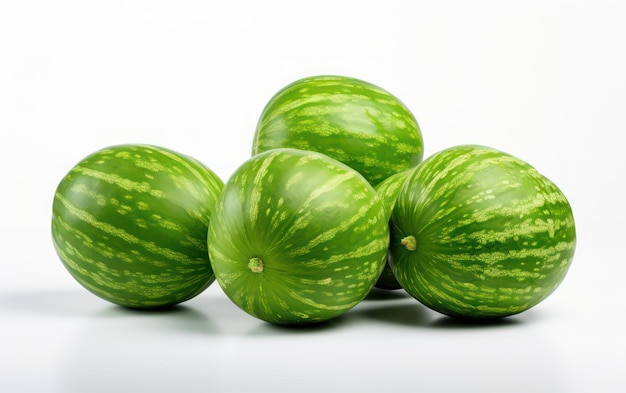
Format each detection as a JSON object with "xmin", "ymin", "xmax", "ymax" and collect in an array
[
  {"xmin": 373, "ymin": 169, "xmax": 412, "ymax": 290},
  {"xmin": 208, "ymin": 148, "xmax": 389, "ymax": 325},
  {"xmin": 389, "ymin": 145, "xmax": 576, "ymax": 318},
  {"xmin": 252, "ymin": 75, "xmax": 424, "ymax": 186},
  {"xmin": 52, "ymin": 145, "xmax": 224, "ymax": 308}
]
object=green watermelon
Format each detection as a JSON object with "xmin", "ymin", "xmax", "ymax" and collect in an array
[
  {"xmin": 389, "ymin": 145, "xmax": 576, "ymax": 319},
  {"xmin": 252, "ymin": 75, "xmax": 424, "ymax": 186},
  {"xmin": 373, "ymin": 169, "xmax": 412, "ymax": 290},
  {"xmin": 51, "ymin": 144, "xmax": 224, "ymax": 308},
  {"xmin": 207, "ymin": 148, "xmax": 389, "ymax": 325}
]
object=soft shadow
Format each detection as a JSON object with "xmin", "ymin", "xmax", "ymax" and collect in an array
[
  {"xmin": 0, "ymin": 290, "xmax": 110, "ymax": 317},
  {"xmin": 89, "ymin": 295, "xmax": 220, "ymax": 335},
  {"xmin": 430, "ymin": 315, "xmax": 522, "ymax": 329},
  {"xmin": 247, "ymin": 313, "xmax": 351, "ymax": 336},
  {"xmin": 354, "ymin": 302, "xmax": 434, "ymax": 327},
  {"xmin": 0, "ymin": 289, "xmax": 217, "ymax": 335},
  {"xmin": 364, "ymin": 287, "xmax": 410, "ymax": 301},
  {"xmin": 98, "ymin": 303, "xmax": 214, "ymax": 334},
  {"xmin": 429, "ymin": 308, "xmax": 541, "ymax": 329},
  {"xmin": 350, "ymin": 297, "xmax": 540, "ymax": 329},
  {"xmin": 94, "ymin": 302, "xmax": 195, "ymax": 317}
]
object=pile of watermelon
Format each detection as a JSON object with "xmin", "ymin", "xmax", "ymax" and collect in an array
[{"xmin": 51, "ymin": 75, "xmax": 576, "ymax": 324}]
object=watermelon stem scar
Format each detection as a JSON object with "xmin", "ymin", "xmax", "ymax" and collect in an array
[
  {"xmin": 248, "ymin": 257, "xmax": 264, "ymax": 273},
  {"xmin": 401, "ymin": 235, "xmax": 417, "ymax": 251}
]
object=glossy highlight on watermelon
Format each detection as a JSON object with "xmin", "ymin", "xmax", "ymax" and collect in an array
[
  {"xmin": 51, "ymin": 144, "xmax": 224, "ymax": 308},
  {"xmin": 207, "ymin": 148, "xmax": 389, "ymax": 325},
  {"xmin": 252, "ymin": 75, "xmax": 424, "ymax": 186},
  {"xmin": 389, "ymin": 145, "xmax": 576, "ymax": 319}
]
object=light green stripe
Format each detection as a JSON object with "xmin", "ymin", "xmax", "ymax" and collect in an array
[
  {"xmin": 153, "ymin": 146, "xmax": 222, "ymax": 199},
  {"xmin": 286, "ymin": 289, "xmax": 360, "ymax": 311},
  {"xmin": 280, "ymin": 170, "xmax": 359, "ymax": 240},
  {"xmin": 302, "ymin": 171, "xmax": 356, "ymax": 206},
  {"xmin": 287, "ymin": 196, "xmax": 380, "ymax": 257},
  {"xmin": 444, "ymin": 240, "xmax": 575, "ymax": 268},
  {"xmin": 55, "ymin": 193, "xmax": 189, "ymax": 263},
  {"xmin": 302, "ymin": 239, "xmax": 388, "ymax": 267},
  {"xmin": 72, "ymin": 166, "xmax": 165, "ymax": 198},
  {"xmin": 249, "ymin": 151, "xmax": 277, "ymax": 228}
]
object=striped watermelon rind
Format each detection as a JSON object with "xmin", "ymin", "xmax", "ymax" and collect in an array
[
  {"xmin": 373, "ymin": 169, "xmax": 413, "ymax": 290},
  {"xmin": 51, "ymin": 144, "xmax": 224, "ymax": 308},
  {"xmin": 207, "ymin": 148, "xmax": 389, "ymax": 325},
  {"xmin": 389, "ymin": 145, "xmax": 576, "ymax": 318},
  {"xmin": 252, "ymin": 75, "xmax": 424, "ymax": 186}
]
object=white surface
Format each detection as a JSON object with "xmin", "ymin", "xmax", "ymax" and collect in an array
[{"xmin": 1, "ymin": 1, "xmax": 624, "ymax": 392}]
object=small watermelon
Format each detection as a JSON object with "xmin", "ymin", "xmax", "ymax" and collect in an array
[
  {"xmin": 51, "ymin": 144, "xmax": 223, "ymax": 308},
  {"xmin": 252, "ymin": 75, "xmax": 424, "ymax": 186},
  {"xmin": 389, "ymin": 145, "xmax": 576, "ymax": 318},
  {"xmin": 208, "ymin": 148, "xmax": 389, "ymax": 324}
]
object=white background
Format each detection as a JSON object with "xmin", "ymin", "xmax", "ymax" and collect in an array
[{"xmin": 1, "ymin": 1, "xmax": 624, "ymax": 392}]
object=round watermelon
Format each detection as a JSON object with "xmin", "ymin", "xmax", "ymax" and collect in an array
[
  {"xmin": 389, "ymin": 145, "xmax": 576, "ymax": 319},
  {"xmin": 51, "ymin": 144, "xmax": 224, "ymax": 308},
  {"xmin": 252, "ymin": 75, "xmax": 424, "ymax": 186},
  {"xmin": 207, "ymin": 148, "xmax": 389, "ymax": 325}
]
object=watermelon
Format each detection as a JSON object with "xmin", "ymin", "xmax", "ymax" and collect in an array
[
  {"xmin": 373, "ymin": 169, "xmax": 412, "ymax": 290},
  {"xmin": 51, "ymin": 144, "xmax": 224, "ymax": 308},
  {"xmin": 389, "ymin": 145, "xmax": 576, "ymax": 319},
  {"xmin": 207, "ymin": 148, "xmax": 389, "ymax": 325},
  {"xmin": 252, "ymin": 75, "xmax": 424, "ymax": 186}
]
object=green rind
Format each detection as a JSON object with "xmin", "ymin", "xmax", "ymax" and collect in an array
[
  {"xmin": 252, "ymin": 75, "xmax": 424, "ymax": 186},
  {"xmin": 208, "ymin": 148, "xmax": 389, "ymax": 324},
  {"xmin": 51, "ymin": 144, "xmax": 224, "ymax": 308},
  {"xmin": 373, "ymin": 169, "xmax": 412, "ymax": 290},
  {"xmin": 389, "ymin": 145, "xmax": 576, "ymax": 318}
]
